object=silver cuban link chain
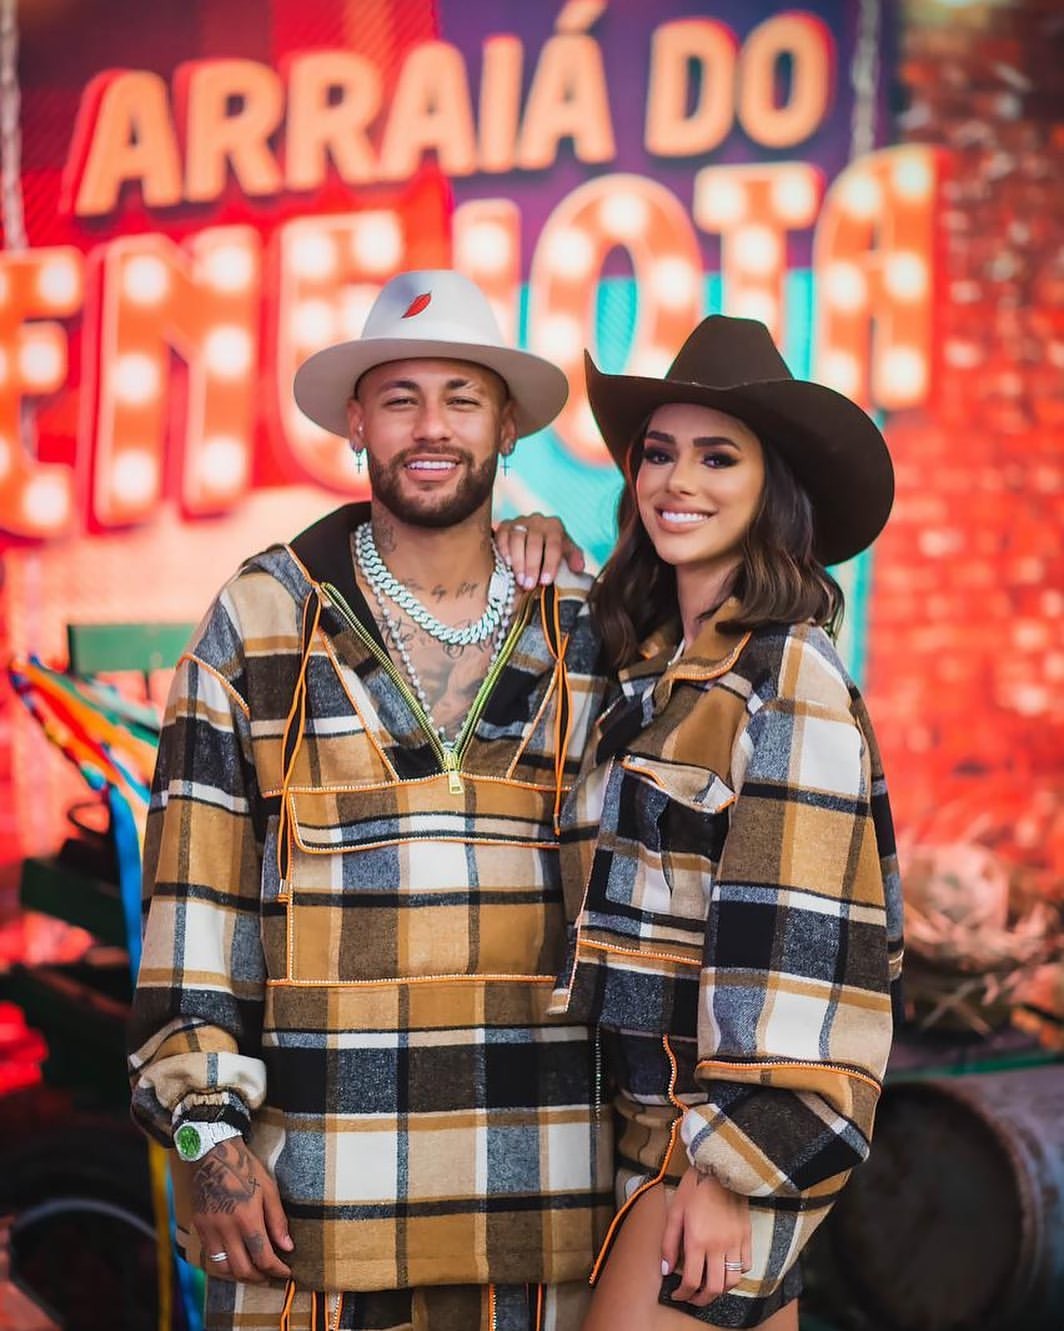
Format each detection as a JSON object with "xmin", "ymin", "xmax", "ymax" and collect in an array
[{"xmin": 354, "ymin": 522, "xmax": 514, "ymax": 647}]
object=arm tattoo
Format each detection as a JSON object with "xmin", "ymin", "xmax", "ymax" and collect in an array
[{"xmin": 192, "ymin": 1139, "xmax": 260, "ymax": 1215}]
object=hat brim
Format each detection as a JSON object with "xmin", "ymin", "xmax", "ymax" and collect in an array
[
  {"xmin": 585, "ymin": 353, "xmax": 894, "ymax": 566},
  {"xmin": 294, "ymin": 338, "xmax": 570, "ymax": 439}
]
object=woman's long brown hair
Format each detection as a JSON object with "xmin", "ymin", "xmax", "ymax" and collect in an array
[{"xmin": 590, "ymin": 426, "xmax": 844, "ymax": 671}]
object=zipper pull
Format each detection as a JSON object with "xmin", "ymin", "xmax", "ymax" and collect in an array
[{"xmin": 442, "ymin": 741, "xmax": 464, "ymax": 795}]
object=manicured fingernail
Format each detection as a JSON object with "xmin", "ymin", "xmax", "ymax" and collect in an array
[
  {"xmin": 281, "ymin": 1234, "xmax": 293, "ymax": 1250},
  {"xmin": 521, "ymin": 575, "xmax": 535, "ymax": 588},
  {"xmin": 539, "ymin": 571, "xmax": 553, "ymax": 584},
  {"xmin": 661, "ymin": 1259, "xmax": 671, "ymax": 1276}
]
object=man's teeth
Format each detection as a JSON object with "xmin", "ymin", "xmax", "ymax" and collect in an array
[
  {"xmin": 660, "ymin": 511, "xmax": 706, "ymax": 523},
  {"xmin": 408, "ymin": 460, "xmax": 456, "ymax": 470}
]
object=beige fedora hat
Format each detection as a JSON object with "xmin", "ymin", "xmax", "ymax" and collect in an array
[{"xmin": 293, "ymin": 270, "xmax": 569, "ymax": 439}]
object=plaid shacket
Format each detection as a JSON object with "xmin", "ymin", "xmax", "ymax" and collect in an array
[
  {"xmin": 128, "ymin": 504, "xmax": 613, "ymax": 1300},
  {"xmin": 550, "ymin": 603, "xmax": 903, "ymax": 1326}
]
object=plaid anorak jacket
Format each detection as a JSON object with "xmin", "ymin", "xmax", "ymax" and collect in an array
[
  {"xmin": 128, "ymin": 503, "xmax": 613, "ymax": 1300},
  {"xmin": 551, "ymin": 604, "xmax": 903, "ymax": 1325}
]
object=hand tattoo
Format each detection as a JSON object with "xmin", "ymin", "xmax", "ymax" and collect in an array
[{"xmin": 192, "ymin": 1139, "xmax": 260, "ymax": 1215}]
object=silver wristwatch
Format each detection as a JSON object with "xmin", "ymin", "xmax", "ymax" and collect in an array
[{"xmin": 173, "ymin": 1120, "xmax": 243, "ymax": 1163}]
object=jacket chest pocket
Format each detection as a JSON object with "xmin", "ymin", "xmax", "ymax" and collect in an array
[
  {"xmin": 276, "ymin": 777, "xmax": 564, "ymax": 983},
  {"xmin": 599, "ymin": 755, "xmax": 733, "ymax": 942}
]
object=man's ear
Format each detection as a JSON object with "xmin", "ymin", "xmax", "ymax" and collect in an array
[
  {"xmin": 499, "ymin": 399, "xmax": 518, "ymax": 455},
  {"xmin": 345, "ymin": 397, "xmax": 364, "ymax": 442}
]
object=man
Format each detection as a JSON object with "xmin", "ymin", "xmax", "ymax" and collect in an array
[{"xmin": 128, "ymin": 271, "xmax": 612, "ymax": 1331}]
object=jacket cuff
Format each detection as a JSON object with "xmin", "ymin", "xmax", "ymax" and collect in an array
[{"xmin": 172, "ymin": 1089, "xmax": 252, "ymax": 1138}]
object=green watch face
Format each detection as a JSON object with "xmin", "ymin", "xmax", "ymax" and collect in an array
[{"xmin": 174, "ymin": 1123, "xmax": 203, "ymax": 1161}]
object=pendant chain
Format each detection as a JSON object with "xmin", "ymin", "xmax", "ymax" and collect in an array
[{"xmin": 355, "ymin": 523, "xmax": 516, "ymax": 741}]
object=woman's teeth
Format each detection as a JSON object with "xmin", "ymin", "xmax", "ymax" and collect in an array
[{"xmin": 660, "ymin": 510, "xmax": 706, "ymax": 524}]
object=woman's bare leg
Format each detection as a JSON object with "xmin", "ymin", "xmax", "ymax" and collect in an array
[{"xmin": 582, "ymin": 1186, "xmax": 799, "ymax": 1331}]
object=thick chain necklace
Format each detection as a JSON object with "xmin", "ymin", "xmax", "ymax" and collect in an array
[
  {"xmin": 355, "ymin": 523, "xmax": 516, "ymax": 741},
  {"xmin": 355, "ymin": 522, "xmax": 513, "ymax": 647}
]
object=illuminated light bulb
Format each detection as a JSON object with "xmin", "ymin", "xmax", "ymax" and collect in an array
[
  {"xmin": 0, "ymin": 433, "xmax": 10, "ymax": 481},
  {"xmin": 19, "ymin": 335, "xmax": 64, "ymax": 388},
  {"xmin": 204, "ymin": 326, "xmax": 253, "ymax": 379},
  {"xmin": 651, "ymin": 257, "xmax": 699, "ymax": 309},
  {"xmin": 290, "ymin": 230, "xmax": 338, "ymax": 280},
  {"xmin": 600, "ymin": 192, "xmax": 649, "ymax": 239},
  {"xmin": 202, "ymin": 245, "xmax": 256, "ymax": 293},
  {"xmin": 837, "ymin": 172, "xmax": 882, "ymax": 219},
  {"xmin": 771, "ymin": 172, "xmax": 818, "ymax": 223},
  {"xmin": 629, "ymin": 346, "xmax": 674, "ymax": 378},
  {"xmin": 455, "ymin": 221, "xmax": 512, "ymax": 274},
  {"xmin": 293, "ymin": 299, "xmax": 336, "ymax": 349},
  {"xmin": 883, "ymin": 252, "xmax": 928, "ymax": 301},
  {"xmin": 820, "ymin": 350, "xmax": 862, "ymax": 396},
  {"xmin": 38, "ymin": 256, "xmax": 81, "ymax": 308},
  {"xmin": 200, "ymin": 436, "xmax": 249, "ymax": 492},
  {"xmin": 23, "ymin": 473, "xmax": 70, "ymax": 529},
  {"xmin": 730, "ymin": 291, "xmax": 778, "ymax": 328},
  {"xmin": 337, "ymin": 288, "xmax": 377, "ymax": 340},
  {"xmin": 731, "ymin": 225, "xmax": 783, "ymax": 276},
  {"xmin": 539, "ymin": 315, "xmax": 584, "ymax": 362},
  {"xmin": 111, "ymin": 448, "xmax": 160, "ymax": 506},
  {"xmin": 881, "ymin": 346, "xmax": 928, "ymax": 400},
  {"xmin": 823, "ymin": 261, "xmax": 868, "ymax": 312},
  {"xmin": 695, "ymin": 179, "xmax": 747, "ymax": 227},
  {"xmin": 113, "ymin": 353, "xmax": 161, "ymax": 405},
  {"xmin": 122, "ymin": 255, "xmax": 170, "ymax": 305},
  {"xmin": 352, "ymin": 213, "xmax": 404, "ymax": 274},
  {"xmin": 549, "ymin": 227, "xmax": 596, "ymax": 280},
  {"xmin": 892, "ymin": 152, "xmax": 934, "ymax": 201}
]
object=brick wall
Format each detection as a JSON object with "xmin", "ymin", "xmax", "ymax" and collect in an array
[{"xmin": 867, "ymin": 0, "xmax": 1064, "ymax": 867}]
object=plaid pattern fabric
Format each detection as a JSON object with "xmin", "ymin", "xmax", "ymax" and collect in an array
[
  {"xmin": 204, "ymin": 1277, "xmax": 591, "ymax": 1330},
  {"xmin": 551, "ymin": 607, "xmax": 902, "ymax": 1326},
  {"xmin": 129, "ymin": 509, "xmax": 613, "ymax": 1299}
]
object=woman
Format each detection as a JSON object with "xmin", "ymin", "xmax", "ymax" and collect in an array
[{"xmin": 500, "ymin": 316, "xmax": 903, "ymax": 1329}]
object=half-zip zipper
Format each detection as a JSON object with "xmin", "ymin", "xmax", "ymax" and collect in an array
[{"xmin": 321, "ymin": 580, "xmax": 534, "ymax": 794}]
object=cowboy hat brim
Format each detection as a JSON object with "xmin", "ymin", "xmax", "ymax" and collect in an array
[
  {"xmin": 585, "ymin": 352, "xmax": 894, "ymax": 567},
  {"xmin": 294, "ymin": 337, "xmax": 570, "ymax": 440}
]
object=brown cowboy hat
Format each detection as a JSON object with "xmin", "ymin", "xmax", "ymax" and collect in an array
[{"xmin": 585, "ymin": 315, "xmax": 894, "ymax": 566}]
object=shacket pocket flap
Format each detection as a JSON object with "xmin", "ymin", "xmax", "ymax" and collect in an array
[
  {"xmin": 620, "ymin": 755, "xmax": 735, "ymax": 815},
  {"xmin": 287, "ymin": 777, "xmax": 559, "ymax": 854}
]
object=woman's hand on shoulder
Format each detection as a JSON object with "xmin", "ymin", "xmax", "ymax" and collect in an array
[
  {"xmin": 661, "ymin": 1165, "xmax": 751, "ymax": 1306},
  {"xmin": 494, "ymin": 512, "xmax": 585, "ymax": 589}
]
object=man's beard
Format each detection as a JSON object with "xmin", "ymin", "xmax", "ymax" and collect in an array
[{"xmin": 367, "ymin": 447, "xmax": 500, "ymax": 528}]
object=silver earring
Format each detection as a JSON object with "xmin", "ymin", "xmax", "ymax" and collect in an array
[
  {"xmin": 502, "ymin": 454, "xmax": 510, "ymax": 476},
  {"xmin": 356, "ymin": 450, "xmax": 364, "ymax": 473}
]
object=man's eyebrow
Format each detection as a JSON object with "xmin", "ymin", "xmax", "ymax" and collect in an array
[{"xmin": 372, "ymin": 377, "xmax": 487, "ymax": 393}]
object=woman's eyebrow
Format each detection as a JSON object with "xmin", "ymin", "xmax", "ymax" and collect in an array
[{"xmin": 644, "ymin": 429, "xmax": 742, "ymax": 449}]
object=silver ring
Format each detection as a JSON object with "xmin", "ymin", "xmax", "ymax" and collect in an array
[
  {"xmin": 511, "ymin": 524, "xmax": 528, "ymax": 534},
  {"xmin": 207, "ymin": 1251, "xmax": 229, "ymax": 1263},
  {"xmin": 724, "ymin": 1260, "xmax": 744, "ymax": 1272}
]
